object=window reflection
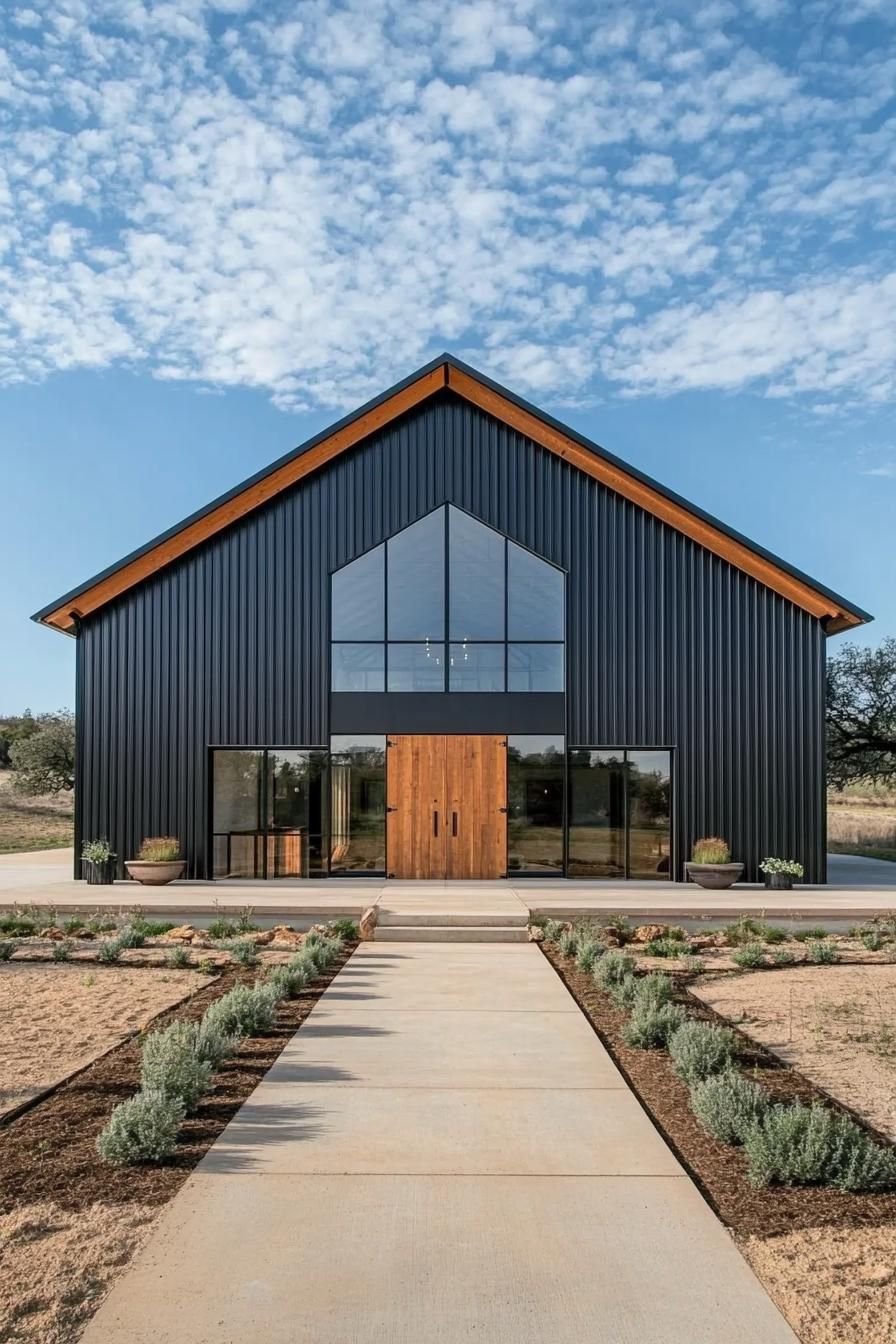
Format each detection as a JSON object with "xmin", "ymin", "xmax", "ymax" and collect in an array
[
  {"xmin": 627, "ymin": 750, "xmax": 672, "ymax": 879},
  {"xmin": 448, "ymin": 643, "xmax": 505, "ymax": 692},
  {"xmin": 331, "ymin": 644, "xmax": 385, "ymax": 692},
  {"xmin": 388, "ymin": 644, "xmax": 445, "ymax": 692},
  {"xmin": 449, "ymin": 508, "xmax": 505, "ymax": 640},
  {"xmin": 331, "ymin": 544, "xmax": 384, "ymax": 641},
  {"xmin": 507, "ymin": 644, "xmax": 564, "ymax": 691},
  {"xmin": 508, "ymin": 735, "xmax": 564, "ymax": 873},
  {"xmin": 568, "ymin": 750, "xmax": 626, "ymax": 878},
  {"xmin": 329, "ymin": 736, "xmax": 386, "ymax": 874},
  {"xmin": 508, "ymin": 542, "xmax": 564, "ymax": 640},
  {"xmin": 387, "ymin": 511, "xmax": 445, "ymax": 640},
  {"xmin": 212, "ymin": 748, "xmax": 326, "ymax": 879}
]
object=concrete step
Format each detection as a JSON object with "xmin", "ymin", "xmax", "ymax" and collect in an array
[
  {"xmin": 376, "ymin": 910, "xmax": 528, "ymax": 927},
  {"xmin": 375, "ymin": 925, "xmax": 529, "ymax": 943}
]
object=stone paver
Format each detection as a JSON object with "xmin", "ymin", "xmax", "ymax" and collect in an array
[{"xmin": 82, "ymin": 944, "xmax": 797, "ymax": 1344}]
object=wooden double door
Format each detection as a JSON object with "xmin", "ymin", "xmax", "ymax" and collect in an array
[{"xmin": 386, "ymin": 735, "xmax": 507, "ymax": 879}]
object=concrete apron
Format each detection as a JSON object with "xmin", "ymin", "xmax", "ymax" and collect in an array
[{"xmin": 81, "ymin": 944, "xmax": 797, "ymax": 1344}]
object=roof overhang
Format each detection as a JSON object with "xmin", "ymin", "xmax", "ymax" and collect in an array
[{"xmin": 33, "ymin": 354, "xmax": 871, "ymax": 636}]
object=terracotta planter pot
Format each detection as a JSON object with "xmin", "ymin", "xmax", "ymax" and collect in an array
[
  {"xmin": 125, "ymin": 859, "xmax": 186, "ymax": 886},
  {"xmin": 685, "ymin": 861, "xmax": 744, "ymax": 890}
]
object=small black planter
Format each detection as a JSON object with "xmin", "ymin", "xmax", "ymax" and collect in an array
[
  {"xmin": 82, "ymin": 858, "xmax": 115, "ymax": 885},
  {"xmin": 767, "ymin": 872, "xmax": 794, "ymax": 891}
]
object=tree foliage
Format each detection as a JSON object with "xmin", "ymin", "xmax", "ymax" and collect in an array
[
  {"xmin": 8, "ymin": 711, "xmax": 75, "ymax": 795},
  {"xmin": 827, "ymin": 639, "xmax": 896, "ymax": 789},
  {"xmin": 0, "ymin": 710, "xmax": 40, "ymax": 769}
]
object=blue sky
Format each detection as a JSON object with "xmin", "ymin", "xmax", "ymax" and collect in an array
[{"xmin": 1, "ymin": 0, "xmax": 894, "ymax": 712}]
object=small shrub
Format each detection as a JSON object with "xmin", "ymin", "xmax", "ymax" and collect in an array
[
  {"xmin": 633, "ymin": 973, "xmax": 674, "ymax": 1010},
  {"xmin": 195, "ymin": 1018, "xmax": 237, "ymax": 1069},
  {"xmin": 575, "ymin": 938, "xmax": 601, "ymax": 973},
  {"xmin": 52, "ymin": 939, "xmax": 74, "ymax": 962},
  {"xmin": 643, "ymin": 938, "xmax": 685, "ymax": 959},
  {"xmin": 165, "ymin": 946, "xmax": 191, "ymax": 970},
  {"xmin": 542, "ymin": 919, "xmax": 563, "ymax": 943},
  {"xmin": 0, "ymin": 941, "xmax": 15, "ymax": 961},
  {"xmin": 329, "ymin": 918, "xmax": 358, "ymax": 940},
  {"xmin": 267, "ymin": 960, "xmax": 310, "ymax": 999},
  {"xmin": 0, "ymin": 915, "xmax": 35, "ymax": 937},
  {"xmin": 558, "ymin": 928, "xmax": 578, "ymax": 958},
  {"xmin": 724, "ymin": 916, "xmax": 769, "ymax": 947},
  {"xmin": 762, "ymin": 927, "xmax": 788, "ymax": 945},
  {"xmin": 623, "ymin": 1002, "xmax": 687, "ymax": 1049},
  {"xmin": 81, "ymin": 838, "xmax": 115, "ymax": 863},
  {"xmin": 772, "ymin": 947, "xmax": 797, "ymax": 966},
  {"xmin": 690, "ymin": 1069, "xmax": 770, "ymax": 1145},
  {"xmin": 116, "ymin": 923, "xmax": 145, "ymax": 949},
  {"xmin": 305, "ymin": 936, "xmax": 340, "ymax": 970},
  {"xmin": 608, "ymin": 975, "xmax": 641, "ymax": 1010},
  {"xmin": 62, "ymin": 914, "xmax": 86, "ymax": 936},
  {"xmin": 207, "ymin": 918, "xmax": 239, "ymax": 940},
  {"xmin": 807, "ymin": 940, "xmax": 839, "ymax": 964},
  {"xmin": 203, "ymin": 983, "xmax": 277, "ymax": 1038},
  {"xmin": 665, "ymin": 926, "xmax": 687, "ymax": 942},
  {"xmin": 594, "ymin": 950, "xmax": 636, "ymax": 991},
  {"xmin": 744, "ymin": 1102, "xmax": 896, "ymax": 1191},
  {"xmin": 96, "ymin": 1091, "xmax": 184, "ymax": 1165},
  {"xmin": 731, "ymin": 942, "xmax": 766, "ymax": 969},
  {"xmin": 196, "ymin": 957, "xmax": 216, "ymax": 975},
  {"xmin": 861, "ymin": 928, "xmax": 887, "ymax": 952},
  {"xmin": 97, "ymin": 937, "xmax": 123, "ymax": 964},
  {"xmin": 138, "ymin": 836, "xmax": 180, "ymax": 862},
  {"xmin": 605, "ymin": 914, "xmax": 632, "ymax": 943},
  {"xmin": 669, "ymin": 1020, "xmax": 736, "ymax": 1085},
  {"xmin": 691, "ymin": 837, "xmax": 731, "ymax": 864},
  {"xmin": 133, "ymin": 919, "xmax": 175, "ymax": 938},
  {"xmin": 140, "ymin": 1021, "xmax": 213, "ymax": 1112},
  {"xmin": 227, "ymin": 938, "xmax": 259, "ymax": 968},
  {"xmin": 682, "ymin": 955, "xmax": 705, "ymax": 974},
  {"xmin": 792, "ymin": 926, "xmax": 830, "ymax": 943}
]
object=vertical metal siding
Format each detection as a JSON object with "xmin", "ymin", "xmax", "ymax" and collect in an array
[{"xmin": 76, "ymin": 391, "xmax": 828, "ymax": 881}]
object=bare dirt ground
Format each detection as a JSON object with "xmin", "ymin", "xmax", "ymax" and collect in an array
[
  {"xmin": 739, "ymin": 1225, "xmax": 896, "ymax": 1344},
  {"xmin": 0, "ymin": 963, "xmax": 207, "ymax": 1118},
  {"xmin": 0, "ymin": 772, "xmax": 73, "ymax": 855},
  {"xmin": 692, "ymin": 964, "xmax": 896, "ymax": 1141}
]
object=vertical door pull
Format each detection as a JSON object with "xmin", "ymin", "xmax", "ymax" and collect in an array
[
  {"xmin": 433, "ymin": 811, "xmax": 439, "ymax": 837},
  {"xmin": 452, "ymin": 811, "xmax": 458, "ymax": 837}
]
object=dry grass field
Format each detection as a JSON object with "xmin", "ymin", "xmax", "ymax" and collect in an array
[
  {"xmin": 828, "ymin": 784, "xmax": 896, "ymax": 863},
  {"xmin": 0, "ymin": 771, "xmax": 73, "ymax": 855}
]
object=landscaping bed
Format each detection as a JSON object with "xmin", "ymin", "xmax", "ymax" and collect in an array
[
  {"xmin": 543, "ymin": 940, "xmax": 896, "ymax": 1344},
  {"xmin": 0, "ymin": 940, "xmax": 355, "ymax": 1344}
]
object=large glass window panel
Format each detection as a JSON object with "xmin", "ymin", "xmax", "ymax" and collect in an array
[
  {"xmin": 448, "ymin": 643, "xmax": 505, "ymax": 692},
  {"xmin": 507, "ymin": 735, "xmax": 565, "ymax": 873},
  {"xmin": 212, "ymin": 750, "xmax": 264, "ymax": 878},
  {"xmin": 568, "ymin": 750, "xmax": 626, "ymax": 878},
  {"xmin": 387, "ymin": 511, "xmax": 445, "ymax": 640},
  {"xmin": 627, "ymin": 750, "xmax": 672, "ymax": 879},
  {"xmin": 331, "ymin": 643, "xmax": 385, "ymax": 691},
  {"xmin": 387, "ymin": 643, "xmax": 445, "ymax": 691},
  {"xmin": 508, "ymin": 543, "xmax": 564, "ymax": 640},
  {"xmin": 331, "ymin": 544, "xmax": 384, "ymax": 640},
  {"xmin": 448, "ymin": 507, "xmax": 505, "ymax": 640},
  {"xmin": 266, "ymin": 750, "xmax": 327, "ymax": 877},
  {"xmin": 508, "ymin": 643, "xmax": 564, "ymax": 691},
  {"xmin": 329, "ymin": 735, "xmax": 386, "ymax": 873}
]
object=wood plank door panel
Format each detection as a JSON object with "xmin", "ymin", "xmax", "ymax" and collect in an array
[
  {"xmin": 446, "ymin": 735, "xmax": 507, "ymax": 880},
  {"xmin": 386, "ymin": 735, "xmax": 446, "ymax": 879}
]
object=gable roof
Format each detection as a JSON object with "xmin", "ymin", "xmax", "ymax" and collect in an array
[{"xmin": 33, "ymin": 353, "xmax": 871, "ymax": 636}]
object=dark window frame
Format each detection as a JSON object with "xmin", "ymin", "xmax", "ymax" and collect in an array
[
  {"xmin": 329, "ymin": 505, "xmax": 566, "ymax": 693},
  {"xmin": 566, "ymin": 745, "xmax": 675, "ymax": 882}
]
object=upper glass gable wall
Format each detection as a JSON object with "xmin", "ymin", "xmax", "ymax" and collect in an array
[{"xmin": 331, "ymin": 506, "xmax": 564, "ymax": 692}]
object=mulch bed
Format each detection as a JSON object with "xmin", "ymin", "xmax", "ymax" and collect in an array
[
  {"xmin": 542, "ymin": 944, "xmax": 896, "ymax": 1238},
  {"xmin": 0, "ymin": 946, "xmax": 355, "ymax": 1216}
]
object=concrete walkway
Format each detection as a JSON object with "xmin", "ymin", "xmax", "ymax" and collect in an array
[{"xmin": 83, "ymin": 944, "xmax": 796, "ymax": 1343}]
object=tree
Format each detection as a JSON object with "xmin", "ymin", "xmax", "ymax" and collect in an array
[
  {"xmin": 827, "ymin": 639, "xmax": 896, "ymax": 789},
  {"xmin": 0, "ymin": 710, "xmax": 38, "ymax": 768},
  {"xmin": 9, "ymin": 711, "xmax": 75, "ymax": 795}
]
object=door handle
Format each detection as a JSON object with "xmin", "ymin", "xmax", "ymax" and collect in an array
[
  {"xmin": 433, "ymin": 811, "xmax": 439, "ymax": 837},
  {"xmin": 452, "ymin": 811, "xmax": 458, "ymax": 837}
]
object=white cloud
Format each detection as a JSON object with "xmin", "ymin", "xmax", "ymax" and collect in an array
[
  {"xmin": 0, "ymin": 0, "xmax": 891, "ymax": 413},
  {"xmin": 863, "ymin": 464, "xmax": 896, "ymax": 477}
]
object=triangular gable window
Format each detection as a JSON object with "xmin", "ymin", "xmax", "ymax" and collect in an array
[{"xmin": 330, "ymin": 506, "xmax": 564, "ymax": 692}]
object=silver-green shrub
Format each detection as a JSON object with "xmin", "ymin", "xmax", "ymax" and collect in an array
[
  {"xmin": 226, "ymin": 938, "xmax": 259, "ymax": 967},
  {"xmin": 267, "ymin": 960, "xmax": 310, "ymax": 999},
  {"xmin": 807, "ymin": 940, "xmax": 839, "ymax": 965},
  {"xmin": 594, "ymin": 950, "xmax": 635, "ymax": 991},
  {"xmin": 557, "ymin": 928, "xmax": 578, "ymax": 958},
  {"xmin": 542, "ymin": 919, "xmax": 563, "ymax": 942},
  {"xmin": 622, "ymin": 1001, "xmax": 687, "ymax": 1049},
  {"xmin": 575, "ymin": 938, "xmax": 601, "ymax": 973},
  {"xmin": 203, "ymin": 982, "xmax": 277, "ymax": 1038},
  {"xmin": 140, "ymin": 1021, "xmax": 213, "ymax": 1112},
  {"xmin": 731, "ymin": 942, "xmax": 765, "ymax": 969},
  {"xmin": 0, "ymin": 941, "xmax": 13, "ymax": 961},
  {"xmin": 668, "ymin": 1021, "xmax": 736, "ymax": 1085},
  {"xmin": 96, "ymin": 1090, "xmax": 185, "ymax": 1165},
  {"xmin": 97, "ymin": 937, "xmax": 124, "ymax": 963},
  {"xmin": 52, "ymin": 939, "xmax": 73, "ymax": 962},
  {"xmin": 165, "ymin": 945, "xmax": 191, "ymax": 969},
  {"xmin": 116, "ymin": 923, "xmax": 145, "ymax": 949},
  {"xmin": 690, "ymin": 1069, "xmax": 769, "ymax": 1144},
  {"xmin": 744, "ymin": 1102, "xmax": 896, "ymax": 1191},
  {"xmin": 772, "ymin": 947, "xmax": 796, "ymax": 966},
  {"xmin": 195, "ymin": 1018, "xmax": 237, "ymax": 1068}
]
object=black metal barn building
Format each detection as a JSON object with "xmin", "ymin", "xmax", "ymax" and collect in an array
[{"xmin": 34, "ymin": 355, "xmax": 870, "ymax": 884}]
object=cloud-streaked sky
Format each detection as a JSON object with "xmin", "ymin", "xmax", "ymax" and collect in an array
[{"xmin": 1, "ymin": 0, "xmax": 894, "ymax": 709}]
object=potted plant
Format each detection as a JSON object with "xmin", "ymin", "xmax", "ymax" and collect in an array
[
  {"xmin": 125, "ymin": 836, "xmax": 186, "ymax": 886},
  {"xmin": 759, "ymin": 857, "xmax": 803, "ymax": 891},
  {"xmin": 685, "ymin": 837, "xmax": 744, "ymax": 890},
  {"xmin": 81, "ymin": 838, "xmax": 116, "ymax": 885}
]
